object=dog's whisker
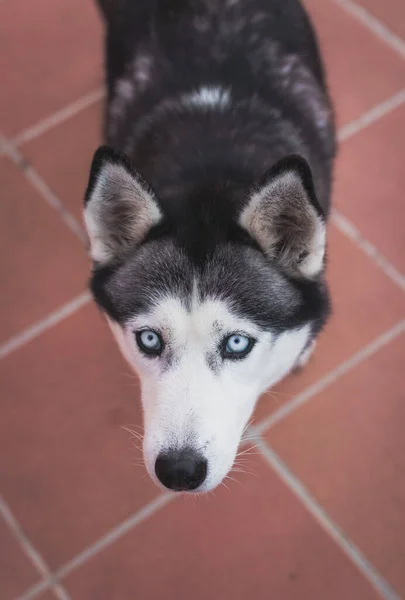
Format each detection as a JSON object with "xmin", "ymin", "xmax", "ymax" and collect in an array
[
  {"xmin": 126, "ymin": 445, "xmax": 143, "ymax": 454},
  {"xmin": 237, "ymin": 444, "xmax": 259, "ymax": 456},
  {"xmin": 130, "ymin": 445, "xmax": 143, "ymax": 453},
  {"xmin": 121, "ymin": 425, "xmax": 144, "ymax": 442},
  {"xmin": 121, "ymin": 425, "xmax": 141, "ymax": 433},
  {"xmin": 234, "ymin": 462, "xmax": 259, "ymax": 471},
  {"xmin": 265, "ymin": 389, "xmax": 287, "ymax": 398},
  {"xmin": 233, "ymin": 466, "xmax": 260, "ymax": 478},
  {"xmin": 242, "ymin": 419, "xmax": 254, "ymax": 436},
  {"xmin": 219, "ymin": 480, "xmax": 231, "ymax": 492},
  {"xmin": 120, "ymin": 371, "xmax": 140, "ymax": 381},
  {"xmin": 125, "ymin": 432, "xmax": 144, "ymax": 441},
  {"xmin": 224, "ymin": 474, "xmax": 241, "ymax": 485}
]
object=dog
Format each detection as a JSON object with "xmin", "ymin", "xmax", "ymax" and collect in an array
[{"xmin": 83, "ymin": 0, "xmax": 336, "ymax": 493}]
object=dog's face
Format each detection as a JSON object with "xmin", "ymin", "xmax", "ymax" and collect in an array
[{"xmin": 84, "ymin": 147, "xmax": 329, "ymax": 493}]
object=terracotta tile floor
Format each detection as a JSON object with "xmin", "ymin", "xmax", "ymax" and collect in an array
[{"xmin": 1, "ymin": 1, "xmax": 405, "ymax": 599}]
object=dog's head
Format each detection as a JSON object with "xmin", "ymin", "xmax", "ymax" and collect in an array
[{"xmin": 83, "ymin": 146, "xmax": 329, "ymax": 493}]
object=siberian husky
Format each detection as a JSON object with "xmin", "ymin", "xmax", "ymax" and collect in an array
[{"xmin": 84, "ymin": 0, "xmax": 336, "ymax": 493}]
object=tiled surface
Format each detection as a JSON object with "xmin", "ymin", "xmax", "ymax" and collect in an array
[
  {"xmin": 0, "ymin": 158, "xmax": 88, "ymax": 343},
  {"xmin": 304, "ymin": 0, "xmax": 405, "ymax": 126},
  {"xmin": 335, "ymin": 103, "xmax": 405, "ymax": 272},
  {"xmin": 21, "ymin": 101, "xmax": 103, "ymax": 222},
  {"xmin": 36, "ymin": 594, "xmax": 61, "ymax": 600},
  {"xmin": 265, "ymin": 334, "xmax": 405, "ymax": 596},
  {"xmin": 1, "ymin": 1, "xmax": 405, "ymax": 599},
  {"xmin": 0, "ymin": 516, "xmax": 40, "ymax": 600},
  {"xmin": 36, "ymin": 593, "xmax": 63, "ymax": 600},
  {"xmin": 0, "ymin": 0, "xmax": 102, "ymax": 137},
  {"xmin": 64, "ymin": 454, "xmax": 380, "ymax": 600},
  {"xmin": 357, "ymin": 0, "xmax": 405, "ymax": 40}
]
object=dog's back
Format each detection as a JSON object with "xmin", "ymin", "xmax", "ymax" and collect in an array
[{"xmin": 97, "ymin": 0, "xmax": 335, "ymax": 212}]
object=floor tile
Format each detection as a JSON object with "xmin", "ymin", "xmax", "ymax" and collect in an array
[
  {"xmin": 0, "ymin": 158, "xmax": 88, "ymax": 344},
  {"xmin": 266, "ymin": 333, "xmax": 405, "ymax": 596},
  {"xmin": 0, "ymin": 303, "xmax": 159, "ymax": 569},
  {"xmin": 0, "ymin": 0, "xmax": 103, "ymax": 136},
  {"xmin": 304, "ymin": 0, "xmax": 405, "ymax": 126},
  {"xmin": 21, "ymin": 101, "xmax": 103, "ymax": 223},
  {"xmin": 0, "ymin": 516, "xmax": 40, "ymax": 600},
  {"xmin": 357, "ymin": 0, "xmax": 405, "ymax": 39},
  {"xmin": 253, "ymin": 224, "xmax": 405, "ymax": 424},
  {"xmin": 64, "ymin": 453, "xmax": 379, "ymax": 600},
  {"xmin": 335, "ymin": 103, "xmax": 405, "ymax": 273}
]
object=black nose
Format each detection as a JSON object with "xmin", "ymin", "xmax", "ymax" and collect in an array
[{"xmin": 155, "ymin": 449, "xmax": 207, "ymax": 491}]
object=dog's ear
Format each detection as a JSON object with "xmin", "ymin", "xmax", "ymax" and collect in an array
[
  {"xmin": 83, "ymin": 146, "xmax": 162, "ymax": 265},
  {"xmin": 239, "ymin": 155, "xmax": 326, "ymax": 279}
]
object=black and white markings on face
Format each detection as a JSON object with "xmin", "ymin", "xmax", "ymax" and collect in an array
[
  {"xmin": 93, "ymin": 238, "xmax": 329, "ymax": 361},
  {"xmin": 128, "ymin": 295, "xmax": 263, "ymax": 375},
  {"xmin": 98, "ymin": 241, "xmax": 298, "ymax": 320}
]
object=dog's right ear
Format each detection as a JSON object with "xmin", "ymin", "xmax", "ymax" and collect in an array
[
  {"xmin": 239, "ymin": 155, "xmax": 326, "ymax": 279},
  {"xmin": 83, "ymin": 146, "xmax": 162, "ymax": 265}
]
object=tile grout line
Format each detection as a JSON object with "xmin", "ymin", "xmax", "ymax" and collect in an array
[
  {"xmin": 0, "ymin": 135, "xmax": 86, "ymax": 244},
  {"xmin": 254, "ymin": 319, "xmax": 405, "ymax": 435},
  {"xmin": 331, "ymin": 0, "xmax": 405, "ymax": 60},
  {"xmin": 12, "ymin": 88, "xmax": 105, "ymax": 148},
  {"xmin": 0, "ymin": 291, "xmax": 91, "ymax": 361},
  {"xmin": 337, "ymin": 87, "xmax": 405, "ymax": 142},
  {"xmin": 331, "ymin": 210, "xmax": 405, "ymax": 291},
  {"xmin": 16, "ymin": 581, "xmax": 49, "ymax": 600},
  {"xmin": 54, "ymin": 493, "xmax": 174, "ymax": 581},
  {"xmin": 0, "ymin": 496, "xmax": 50, "ymax": 580},
  {"xmin": 0, "ymin": 496, "xmax": 72, "ymax": 600},
  {"xmin": 16, "ymin": 493, "xmax": 175, "ymax": 600},
  {"xmin": 255, "ymin": 438, "xmax": 402, "ymax": 600},
  {"xmin": 334, "ymin": 88, "xmax": 405, "ymax": 294}
]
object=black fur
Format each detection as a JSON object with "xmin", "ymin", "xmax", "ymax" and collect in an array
[{"xmin": 87, "ymin": 0, "xmax": 336, "ymax": 338}]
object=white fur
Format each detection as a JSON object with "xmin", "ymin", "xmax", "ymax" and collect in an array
[
  {"xmin": 108, "ymin": 295, "xmax": 310, "ymax": 492},
  {"xmin": 182, "ymin": 86, "xmax": 231, "ymax": 110},
  {"xmin": 296, "ymin": 339, "xmax": 317, "ymax": 369},
  {"xmin": 300, "ymin": 216, "xmax": 326, "ymax": 278}
]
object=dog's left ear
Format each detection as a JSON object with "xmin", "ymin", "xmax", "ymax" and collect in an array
[
  {"xmin": 83, "ymin": 146, "xmax": 162, "ymax": 265},
  {"xmin": 239, "ymin": 155, "xmax": 326, "ymax": 279}
]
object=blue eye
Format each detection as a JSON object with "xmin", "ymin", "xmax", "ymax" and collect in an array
[
  {"xmin": 223, "ymin": 334, "xmax": 254, "ymax": 359},
  {"xmin": 136, "ymin": 330, "xmax": 163, "ymax": 356}
]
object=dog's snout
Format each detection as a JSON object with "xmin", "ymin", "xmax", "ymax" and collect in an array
[{"xmin": 155, "ymin": 449, "xmax": 207, "ymax": 491}]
